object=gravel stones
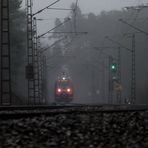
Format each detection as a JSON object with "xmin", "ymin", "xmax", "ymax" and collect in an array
[{"xmin": 0, "ymin": 111, "xmax": 147, "ymax": 147}]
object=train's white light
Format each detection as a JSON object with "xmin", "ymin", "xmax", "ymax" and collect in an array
[
  {"xmin": 57, "ymin": 88, "xmax": 61, "ymax": 92},
  {"xmin": 62, "ymin": 77, "xmax": 66, "ymax": 80},
  {"xmin": 67, "ymin": 88, "xmax": 71, "ymax": 92}
]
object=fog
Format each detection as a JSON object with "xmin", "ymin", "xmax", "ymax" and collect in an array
[
  {"xmin": 3, "ymin": 0, "xmax": 148, "ymax": 105},
  {"xmin": 24, "ymin": 0, "xmax": 148, "ymax": 36}
]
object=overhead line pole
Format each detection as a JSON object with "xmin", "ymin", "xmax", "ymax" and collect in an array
[
  {"xmin": 0, "ymin": 0, "xmax": 11, "ymax": 105},
  {"xmin": 106, "ymin": 36, "xmax": 136, "ymax": 104},
  {"xmin": 33, "ymin": 17, "xmax": 40, "ymax": 104},
  {"xmin": 26, "ymin": 0, "xmax": 61, "ymax": 105},
  {"xmin": 96, "ymin": 46, "xmax": 122, "ymax": 104},
  {"xmin": 26, "ymin": 0, "xmax": 34, "ymax": 105},
  {"xmin": 104, "ymin": 37, "xmax": 125, "ymax": 104},
  {"xmin": 131, "ymin": 34, "xmax": 136, "ymax": 104},
  {"xmin": 119, "ymin": 19, "xmax": 143, "ymax": 104},
  {"xmin": 118, "ymin": 18, "xmax": 148, "ymax": 104},
  {"xmin": 108, "ymin": 56, "xmax": 113, "ymax": 104},
  {"xmin": 122, "ymin": 33, "xmax": 136, "ymax": 104},
  {"xmin": 73, "ymin": 0, "xmax": 78, "ymax": 34},
  {"xmin": 94, "ymin": 47, "xmax": 117, "ymax": 104},
  {"xmin": 117, "ymin": 47, "xmax": 122, "ymax": 104},
  {"xmin": 122, "ymin": 5, "xmax": 147, "ymax": 104},
  {"xmin": 37, "ymin": 39, "xmax": 44, "ymax": 102},
  {"xmin": 118, "ymin": 20, "xmax": 147, "ymax": 104}
]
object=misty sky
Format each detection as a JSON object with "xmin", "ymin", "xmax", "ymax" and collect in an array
[{"xmin": 23, "ymin": 0, "xmax": 148, "ymax": 42}]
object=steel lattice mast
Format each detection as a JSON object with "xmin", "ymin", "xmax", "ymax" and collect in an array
[
  {"xmin": 42, "ymin": 56, "xmax": 47, "ymax": 104},
  {"xmin": 26, "ymin": 0, "xmax": 61, "ymax": 104},
  {"xmin": 131, "ymin": 34, "xmax": 136, "ymax": 104},
  {"xmin": 108, "ymin": 56, "xmax": 113, "ymax": 104},
  {"xmin": 0, "ymin": 0, "xmax": 11, "ymax": 105},
  {"xmin": 33, "ymin": 17, "xmax": 40, "ymax": 104},
  {"xmin": 26, "ymin": 0, "xmax": 35, "ymax": 104},
  {"xmin": 37, "ymin": 40, "xmax": 43, "ymax": 103},
  {"xmin": 116, "ymin": 47, "xmax": 122, "ymax": 104}
]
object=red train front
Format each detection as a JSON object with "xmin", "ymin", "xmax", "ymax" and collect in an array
[{"xmin": 54, "ymin": 77, "xmax": 74, "ymax": 102}]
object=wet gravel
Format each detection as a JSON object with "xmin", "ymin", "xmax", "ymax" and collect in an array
[{"xmin": 0, "ymin": 111, "xmax": 148, "ymax": 148}]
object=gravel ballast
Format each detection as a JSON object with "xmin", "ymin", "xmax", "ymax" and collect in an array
[{"xmin": 0, "ymin": 111, "xmax": 148, "ymax": 148}]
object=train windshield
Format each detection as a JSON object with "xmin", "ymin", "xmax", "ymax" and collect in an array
[{"xmin": 58, "ymin": 81, "xmax": 70, "ymax": 88}]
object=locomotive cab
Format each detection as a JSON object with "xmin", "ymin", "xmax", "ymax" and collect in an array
[{"xmin": 54, "ymin": 77, "xmax": 74, "ymax": 102}]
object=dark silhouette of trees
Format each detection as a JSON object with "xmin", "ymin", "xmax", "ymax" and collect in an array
[{"xmin": 10, "ymin": 0, "xmax": 27, "ymax": 101}]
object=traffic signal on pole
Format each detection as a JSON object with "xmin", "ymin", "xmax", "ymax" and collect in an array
[{"xmin": 110, "ymin": 63, "xmax": 117, "ymax": 72}]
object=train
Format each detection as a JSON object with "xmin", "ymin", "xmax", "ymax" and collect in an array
[{"xmin": 54, "ymin": 76, "xmax": 74, "ymax": 102}]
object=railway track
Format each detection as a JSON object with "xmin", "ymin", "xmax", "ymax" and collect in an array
[
  {"xmin": 0, "ymin": 104, "xmax": 147, "ymax": 120},
  {"xmin": 0, "ymin": 103, "xmax": 148, "ymax": 111}
]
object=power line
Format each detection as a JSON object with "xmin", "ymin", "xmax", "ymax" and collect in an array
[
  {"xmin": 117, "ymin": 3, "xmax": 143, "ymax": 44},
  {"xmin": 46, "ymin": 37, "xmax": 77, "ymax": 65},
  {"xmin": 40, "ymin": 36, "xmax": 67, "ymax": 53},
  {"xmin": 105, "ymin": 36, "xmax": 132, "ymax": 52},
  {"xmin": 36, "ymin": 18, "xmax": 65, "ymax": 21},
  {"xmin": 33, "ymin": 0, "xmax": 60, "ymax": 16},
  {"xmin": 125, "ymin": 5, "xmax": 148, "ymax": 11},
  {"xmin": 40, "ymin": 34, "xmax": 78, "ymax": 55},
  {"xmin": 94, "ymin": 47, "xmax": 118, "ymax": 60},
  {"xmin": 48, "ymin": 31, "xmax": 87, "ymax": 34},
  {"xmin": 119, "ymin": 19, "xmax": 148, "ymax": 36},
  {"xmin": 47, "ymin": 7, "xmax": 73, "ymax": 11},
  {"xmin": 122, "ymin": 18, "xmax": 148, "ymax": 21},
  {"xmin": 37, "ymin": 18, "xmax": 71, "ymax": 39}
]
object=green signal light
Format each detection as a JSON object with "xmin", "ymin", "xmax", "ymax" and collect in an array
[
  {"xmin": 111, "ymin": 63, "xmax": 117, "ymax": 72},
  {"xmin": 111, "ymin": 65, "xmax": 116, "ymax": 69}
]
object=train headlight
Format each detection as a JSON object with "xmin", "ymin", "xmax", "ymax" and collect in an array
[
  {"xmin": 57, "ymin": 88, "xmax": 62, "ymax": 92},
  {"xmin": 67, "ymin": 88, "xmax": 71, "ymax": 92},
  {"xmin": 62, "ymin": 77, "xmax": 66, "ymax": 80}
]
